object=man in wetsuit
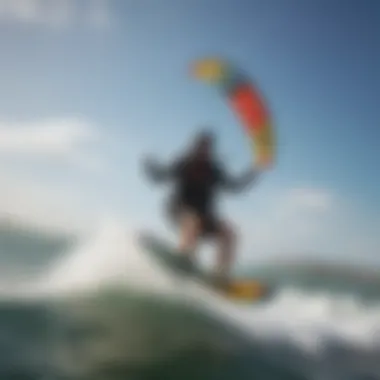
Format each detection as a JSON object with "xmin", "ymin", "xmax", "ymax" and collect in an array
[{"xmin": 143, "ymin": 130, "xmax": 261, "ymax": 288}]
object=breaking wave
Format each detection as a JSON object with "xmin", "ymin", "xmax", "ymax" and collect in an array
[{"xmin": 0, "ymin": 219, "xmax": 380, "ymax": 380}]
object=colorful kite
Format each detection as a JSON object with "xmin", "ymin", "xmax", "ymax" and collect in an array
[{"xmin": 191, "ymin": 58, "xmax": 275, "ymax": 168}]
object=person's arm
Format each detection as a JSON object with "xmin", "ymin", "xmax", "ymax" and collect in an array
[
  {"xmin": 143, "ymin": 156, "xmax": 182, "ymax": 183},
  {"xmin": 218, "ymin": 164, "xmax": 261, "ymax": 193}
]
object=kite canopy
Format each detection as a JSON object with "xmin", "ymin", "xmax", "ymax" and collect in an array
[{"xmin": 191, "ymin": 58, "xmax": 275, "ymax": 168}]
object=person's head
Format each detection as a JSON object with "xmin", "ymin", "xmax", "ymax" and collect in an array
[{"xmin": 191, "ymin": 129, "xmax": 215, "ymax": 160}]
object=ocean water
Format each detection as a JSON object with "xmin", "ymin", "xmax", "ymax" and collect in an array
[{"xmin": 0, "ymin": 221, "xmax": 380, "ymax": 380}]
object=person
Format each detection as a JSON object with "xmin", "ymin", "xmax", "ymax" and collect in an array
[{"xmin": 143, "ymin": 129, "xmax": 261, "ymax": 289}]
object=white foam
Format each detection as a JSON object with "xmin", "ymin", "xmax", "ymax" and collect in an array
[
  {"xmin": 190, "ymin": 284, "xmax": 380, "ymax": 356},
  {"xmin": 35, "ymin": 218, "xmax": 174, "ymax": 296},
  {"xmin": 23, "ymin": 217, "xmax": 380, "ymax": 356}
]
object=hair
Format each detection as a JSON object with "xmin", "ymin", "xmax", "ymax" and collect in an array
[
  {"xmin": 182, "ymin": 128, "xmax": 217, "ymax": 161},
  {"xmin": 192, "ymin": 128, "xmax": 215, "ymax": 148}
]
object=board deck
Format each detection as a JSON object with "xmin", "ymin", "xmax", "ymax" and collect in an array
[{"xmin": 138, "ymin": 232, "xmax": 271, "ymax": 302}]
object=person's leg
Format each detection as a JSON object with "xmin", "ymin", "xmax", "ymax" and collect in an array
[
  {"xmin": 167, "ymin": 201, "xmax": 201, "ymax": 256},
  {"xmin": 166, "ymin": 202, "xmax": 203, "ymax": 273},
  {"xmin": 211, "ymin": 219, "xmax": 237, "ymax": 285},
  {"xmin": 177, "ymin": 208, "xmax": 202, "ymax": 258}
]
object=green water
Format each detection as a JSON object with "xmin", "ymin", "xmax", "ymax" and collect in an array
[
  {"xmin": 0, "ymin": 289, "xmax": 307, "ymax": 380},
  {"xmin": 1, "ymin": 226, "xmax": 380, "ymax": 380}
]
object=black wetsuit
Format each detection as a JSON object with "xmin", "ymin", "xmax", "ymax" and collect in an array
[{"xmin": 145, "ymin": 155, "xmax": 258, "ymax": 235}]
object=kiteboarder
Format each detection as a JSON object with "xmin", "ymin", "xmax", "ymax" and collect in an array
[{"xmin": 143, "ymin": 129, "xmax": 261, "ymax": 289}]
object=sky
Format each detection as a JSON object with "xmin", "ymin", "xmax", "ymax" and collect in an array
[{"xmin": 0, "ymin": 0, "xmax": 379, "ymax": 265}]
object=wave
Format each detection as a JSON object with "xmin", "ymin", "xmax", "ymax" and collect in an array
[
  {"xmin": 0, "ymin": 219, "xmax": 380, "ymax": 379},
  {"xmin": 1, "ymin": 285, "xmax": 379, "ymax": 380}
]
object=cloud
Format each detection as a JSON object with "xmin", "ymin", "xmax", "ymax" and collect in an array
[
  {"xmin": 0, "ymin": 115, "xmax": 121, "ymax": 234},
  {"xmin": 236, "ymin": 186, "xmax": 379, "ymax": 263},
  {"xmin": 0, "ymin": 119, "xmax": 104, "ymax": 234},
  {"xmin": 283, "ymin": 187, "xmax": 333, "ymax": 213},
  {"xmin": 0, "ymin": 0, "xmax": 113, "ymax": 29},
  {"xmin": 0, "ymin": 117, "xmax": 105, "ymax": 172},
  {"xmin": 0, "ymin": 114, "xmax": 109, "ymax": 234},
  {"xmin": 250, "ymin": 187, "xmax": 334, "ymax": 252},
  {"xmin": 0, "ymin": 115, "xmax": 141, "ymax": 235},
  {"xmin": 0, "ymin": 169, "xmax": 98, "ymax": 234}
]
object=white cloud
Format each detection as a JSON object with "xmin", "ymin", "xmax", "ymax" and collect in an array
[
  {"xmin": 236, "ymin": 187, "xmax": 379, "ymax": 263},
  {"xmin": 283, "ymin": 187, "xmax": 333, "ymax": 213},
  {"xmin": 0, "ymin": 115, "xmax": 131, "ymax": 235},
  {"xmin": 0, "ymin": 116, "xmax": 119, "ymax": 234},
  {"xmin": 0, "ymin": 0, "xmax": 113, "ymax": 29},
  {"xmin": 245, "ymin": 188, "xmax": 333, "ymax": 253},
  {"xmin": 0, "ymin": 117, "xmax": 105, "ymax": 171},
  {"xmin": 0, "ymin": 169, "xmax": 98, "ymax": 234}
]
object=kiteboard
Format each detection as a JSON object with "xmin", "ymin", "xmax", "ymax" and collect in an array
[{"xmin": 138, "ymin": 232, "xmax": 271, "ymax": 303}]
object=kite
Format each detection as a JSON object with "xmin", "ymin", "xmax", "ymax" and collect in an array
[{"xmin": 191, "ymin": 58, "xmax": 275, "ymax": 168}]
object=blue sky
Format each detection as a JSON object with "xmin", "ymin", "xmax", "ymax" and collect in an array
[{"xmin": 0, "ymin": 0, "xmax": 379, "ymax": 264}]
